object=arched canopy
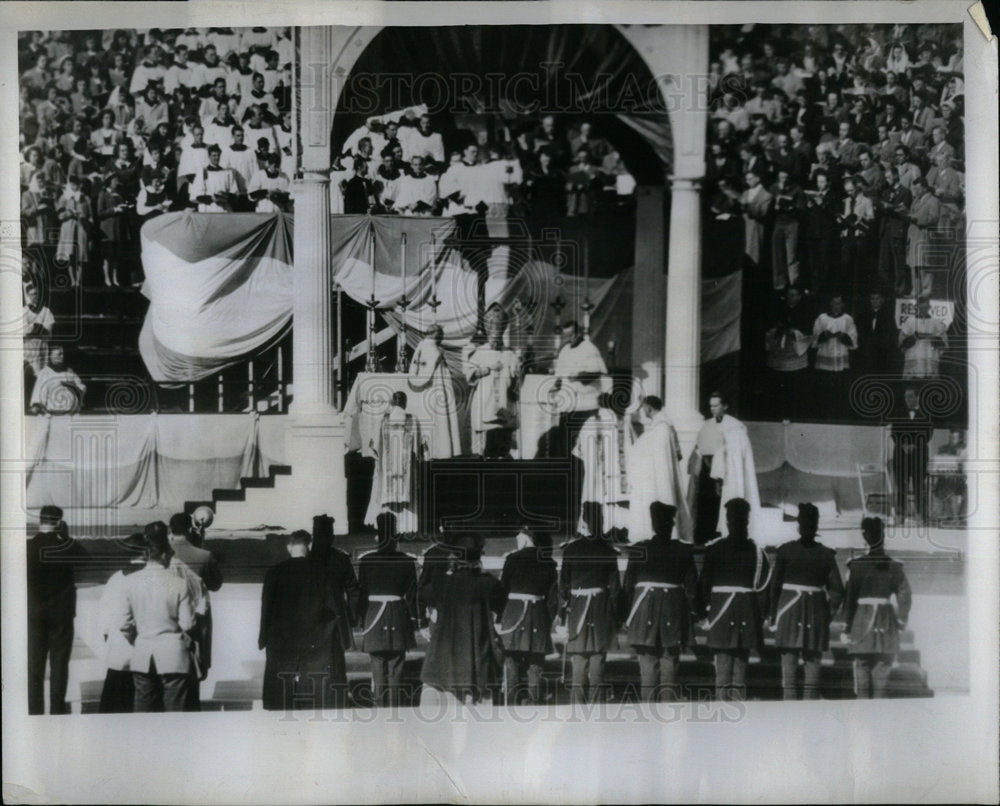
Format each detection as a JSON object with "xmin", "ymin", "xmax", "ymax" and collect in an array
[{"xmin": 330, "ymin": 24, "xmax": 672, "ymax": 184}]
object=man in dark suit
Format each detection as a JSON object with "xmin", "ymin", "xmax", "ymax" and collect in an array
[
  {"xmin": 357, "ymin": 513, "xmax": 418, "ymax": 707},
  {"xmin": 498, "ymin": 526, "xmax": 558, "ymax": 705},
  {"xmin": 310, "ymin": 514, "xmax": 360, "ymax": 707},
  {"xmin": 890, "ymin": 387, "xmax": 935, "ymax": 525},
  {"xmin": 27, "ymin": 505, "xmax": 85, "ymax": 714},
  {"xmin": 854, "ymin": 288, "xmax": 899, "ymax": 377},
  {"xmin": 168, "ymin": 512, "xmax": 222, "ymax": 709},
  {"xmin": 259, "ymin": 530, "xmax": 348, "ymax": 711},
  {"xmin": 417, "ymin": 528, "xmax": 458, "ymax": 629}
]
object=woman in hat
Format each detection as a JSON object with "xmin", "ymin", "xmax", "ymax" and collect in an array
[{"xmin": 55, "ymin": 173, "xmax": 92, "ymax": 287}]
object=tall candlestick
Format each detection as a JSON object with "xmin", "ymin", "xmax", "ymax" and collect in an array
[
  {"xmin": 397, "ymin": 231, "xmax": 409, "ymax": 373},
  {"xmin": 429, "ymin": 231, "xmax": 441, "ymax": 322},
  {"xmin": 366, "ymin": 229, "xmax": 378, "ymax": 372},
  {"xmin": 581, "ymin": 239, "xmax": 593, "ymax": 335}
]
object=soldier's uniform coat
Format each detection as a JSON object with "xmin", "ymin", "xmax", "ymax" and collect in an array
[
  {"xmin": 843, "ymin": 549, "xmax": 912, "ymax": 656},
  {"xmin": 769, "ymin": 539, "xmax": 844, "ymax": 652},
  {"xmin": 498, "ymin": 546, "xmax": 558, "ymax": 655},
  {"xmin": 622, "ymin": 536, "xmax": 697, "ymax": 651},
  {"xmin": 559, "ymin": 537, "xmax": 621, "ymax": 654},
  {"xmin": 696, "ymin": 536, "xmax": 770, "ymax": 652},
  {"xmin": 357, "ymin": 548, "xmax": 417, "ymax": 653}
]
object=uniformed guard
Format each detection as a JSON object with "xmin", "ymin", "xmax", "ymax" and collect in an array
[
  {"xmin": 696, "ymin": 497, "xmax": 771, "ymax": 702},
  {"xmin": 498, "ymin": 525, "xmax": 558, "ymax": 705},
  {"xmin": 357, "ymin": 513, "xmax": 418, "ymax": 707},
  {"xmin": 622, "ymin": 502, "xmax": 698, "ymax": 702},
  {"xmin": 842, "ymin": 516, "xmax": 912, "ymax": 698},
  {"xmin": 768, "ymin": 502, "xmax": 844, "ymax": 700},
  {"xmin": 558, "ymin": 503, "xmax": 621, "ymax": 704}
]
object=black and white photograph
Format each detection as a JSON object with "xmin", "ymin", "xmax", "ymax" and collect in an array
[{"xmin": 1, "ymin": 1, "xmax": 997, "ymax": 803}]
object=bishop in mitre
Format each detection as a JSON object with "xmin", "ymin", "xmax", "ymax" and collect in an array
[
  {"xmin": 626, "ymin": 395, "xmax": 692, "ymax": 543},
  {"xmin": 572, "ymin": 392, "xmax": 635, "ymax": 539},
  {"xmin": 365, "ymin": 391, "xmax": 426, "ymax": 536},
  {"xmin": 408, "ymin": 324, "xmax": 462, "ymax": 458},
  {"xmin": 464, "ymin": 305, "xmax": 521, "ymax": 458}
]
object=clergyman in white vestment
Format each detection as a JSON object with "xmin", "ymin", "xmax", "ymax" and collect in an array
[
  {"xmin": 365, "ymin": 392, "xmax": 425, "ymax": 535},
  {"xmin": 627, "ymin": 396, "xmax": 692, "ymax": 543},
  {"xmin": 407, "ymin": 325, "xmax": 462, "ymax": 459}
]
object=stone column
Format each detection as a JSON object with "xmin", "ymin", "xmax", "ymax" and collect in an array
[
  {"xmin": 291, "ymin": 172, "xmax": 334, "ymax": 414},
  {"xmin": 664, "ymin": 175, "xmax": 706, "ymax": 451},
  {"xmin": 284, "ymin": 27, "xmax": 348, "ymax": 532}
]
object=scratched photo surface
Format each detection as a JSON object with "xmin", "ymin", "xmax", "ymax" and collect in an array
[{"xmin": 2, "ymin": 3, "xmax": 997, "ymax": 805}]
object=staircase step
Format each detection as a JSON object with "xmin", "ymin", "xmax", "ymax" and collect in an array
[
  {"xmin": 241, "ymin": 476, "xmax": 276, "ymax": 490},
  {"xmin": 269, "ymin": 465, "xmax": 292, "ymax": 476},
  {"xmin": 212, "ymin": 488, "xmax": 246, "ymax": 503}
]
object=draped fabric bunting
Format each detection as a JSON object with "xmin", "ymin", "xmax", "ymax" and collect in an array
[
  {"xmin": 25, "ymin": 414, "xmax": 286, "ymax": 518},
  {"xmin": 139, "ymin": 212, "xmax": 294, "ymax": 384}
]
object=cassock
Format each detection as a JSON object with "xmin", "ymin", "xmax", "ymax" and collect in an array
[
  {"xmin": 687, "ymin": 414, "xmax": 760, "ymax": 543},
  {"xmin": 552, "ymin": 338, "xmax": 608, "ymax": 412},
  {"xmin": 627, "ymin": 411, "xmax": 692, "ymax": 543},
  {"xmin": 365, "ymin": 407, "xmax": 424, "ymax": 535},
  {"xmin": 574, "ymin": 408, "xmax": 634, "ymax": 535},
  {"xmin": 258, "ymin": 556, "xmax": 346, "ymax": 711},
  {"xmin": 420, "ymin": 566, "xmax": 505, "ymax": 702},
  {"xmin": 407, "ymin": 337, "xmax": 462, "ymax": 458},
  {"xmin": 464, "ymin": 343, "xmax": 520, "ymax": 456}
]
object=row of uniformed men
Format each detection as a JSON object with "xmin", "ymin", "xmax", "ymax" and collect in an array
[{"xmin": 258, "ymin": 498, "xmax": 911, "ymax": 709}]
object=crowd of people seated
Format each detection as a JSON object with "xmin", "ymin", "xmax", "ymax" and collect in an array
[
  {"xmin": 704, "ymin": 23, "xmax": 965, "ymax": 422},
  {"xmin": 18, "ymin": 27, "xmax": 295, "ymax": 290},
  {"xmin": 330, "ymin": 110, "xmax": 637, "ymax": 220}
]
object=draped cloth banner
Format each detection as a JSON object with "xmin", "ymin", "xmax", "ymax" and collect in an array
[
  {"xmin": 139, "ymin": 212, "xmax": 294, "ymax": 383},
  {"xmin": 25, "ymin": 414, "xmax": 286, "ymax": 518}
]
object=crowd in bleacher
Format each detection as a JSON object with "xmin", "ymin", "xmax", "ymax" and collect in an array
[
  {"xmin": 703, "ymin": 23, "xmax": 966, "ymax": 420},
  {"xmin": 18, "ymin": 27, "xmax": 295, "ymax": 290}
]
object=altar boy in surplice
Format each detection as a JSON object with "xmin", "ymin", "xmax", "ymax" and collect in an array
[{"xmin": 365, "ymin": 391, "xmax": 425, "ymax": 537}]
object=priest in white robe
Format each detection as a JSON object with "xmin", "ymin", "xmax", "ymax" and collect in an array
[
  {"xmin": 686, "ymin": 392, "xmax": 760, "ymax": 544},
  {"xmin": 365, "ymin": 391, "xmax": 426, "ymax": 536},
  {"xmin": 464, "ymin": 307, "xmax": 521, "ymax": 458},
  {"xmin": 627, "ymin": 396, "xmax": 692, "ymax": 543},
  {"xmin": 408, "ymin": 325, "xmax": 462, "ymax": 459},
  {"xmin": 573, "ymin": 392, "xmax": 636, "ymax": 538}
]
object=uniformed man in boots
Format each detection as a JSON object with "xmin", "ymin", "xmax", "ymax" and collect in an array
[
  {"xmin": 842, "ymin": 516, "xmax": 912, "ymax": 698},
  {"xmin": 498, "ymin": 525, "xmax": 558, "ymax": 705},
  {"xmin": 623, "ymin": 502, "xmax": 698, "ymax": 702},
  {"xmin": 558, "ymin": 503, "xmax": 621, "ymax": 704},
  {"xmin": 357, "ymin": 513, "xmax": 418, "ymax": 707},
  {"xmin": 696, "ymin": 497, "xmax": 770, "ymax": 701},
  {"xmin": 768, "ymin": 503, "xmax": 844, "ymax": 700}
]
